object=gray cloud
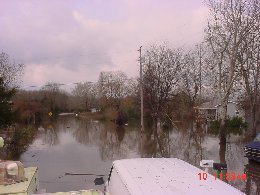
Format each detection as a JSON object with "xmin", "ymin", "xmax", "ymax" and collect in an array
[{"xmin": 0, "ymin": 0, "xmax": 208, "ymax": 87}]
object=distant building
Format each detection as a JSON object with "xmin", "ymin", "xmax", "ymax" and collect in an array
[
  {"xmin": 90, "ymin": 108, "xmax": 97, "ymax": 113},
  {"xmin": 195, "ymin": 100, "xmax": 245, "ymax": 121},
  {"xmin": 90, "ymin": 108, "xmax": 100, "ymax": 113}
]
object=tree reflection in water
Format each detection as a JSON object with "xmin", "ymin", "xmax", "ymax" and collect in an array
[
  {"xmin": 73, "ymin": 119, "xmax": 91, "ymax": 145},
  {"xmin": 218, "ymin": 134, "xmax": 260, "ymax": 194},
  {"xmin": 42, "ymin": 123, "xmax": 59, "ymax": 146},
  {"xmin": 244, "ymin": 161, "xmax": 260, "ymax": 195},
  {"xmin": 183, "ymin": 122, "xmax": 204, "ymax": 165},
  {"xmin": 115, "ymin": 125, "xmax": 126, "ymax": 143},
  {"xmin": 71, "ymin": 119, "xmax": 139, "ymax": 161},
  {"xmin": 139, "ymin": 120, "xmax": 206, "ymax": 164},
  {"xmin": 139, "ymin": 131, "xmax": 157, "ymax": 158}
]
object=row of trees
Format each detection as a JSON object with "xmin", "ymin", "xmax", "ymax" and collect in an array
[{"xmin": 13, "ymin": 71, "xmax": 139, "ymax": 123}]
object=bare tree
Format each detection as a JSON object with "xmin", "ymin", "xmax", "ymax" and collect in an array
[
  {"xmin": 124, "ymin": 78, "xmax": 139, "ymax": 98},
  {"xmin": 238, "ymin": 2, "xmax": 260, "ymax": 136},
  {"xmin": 205, "ymin": 0, "xmax": 258, "ymax": 140},
  {"xmin": 0, "ymin": 52, "xmax": 24, "ymax": 126},
  {"xmin": 72, "ymin": 82, "xmax": 97, "ymax": 110},
  {"xmin": 0, "ymin": 52, "xmax": 24, "ymax": 88},
  {"xmin": 41, "ymin": 82, "xmax": 68, "ymax": 113},
  {"xmin": 142, "ymin": 44, "xmax": 182, "ymax": 135},
  {"xmin": 97, "ymin": 71, "xmax": 128, "ymax": 106},
  {"xmin": 181, "ymin": 44, "xmax": 207, "ymax": 112}
]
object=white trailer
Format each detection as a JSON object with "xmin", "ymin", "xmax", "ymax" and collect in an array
[{"xmin": 105, "ymin": 158, "xmax": 245, "ymax": 195}]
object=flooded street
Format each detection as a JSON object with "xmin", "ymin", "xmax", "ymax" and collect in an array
[{"xmin": 20, "ymin": 115, "xmax": 259, "ymax": 194}]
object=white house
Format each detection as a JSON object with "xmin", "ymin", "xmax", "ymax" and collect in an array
[{"xmin": 196, "ymin": 100, "xmax": 245, "ymax": 121}]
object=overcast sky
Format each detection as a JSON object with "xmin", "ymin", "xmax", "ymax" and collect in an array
[{"xmin": 0, "ymin": 0, "xmax": 209, "ymax": 89}]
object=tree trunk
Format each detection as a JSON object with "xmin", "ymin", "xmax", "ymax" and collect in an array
[
  {"xmin": 219, "ymin": 137, "xmax": 228, "ymax": 183},
  {"xmin": 218, "ymin": 101, "xmax": 228, "ymax": 143},
  {"xmin": 250, "ymin": 104, "xmax": 257, "ymax": 137},
  {"xmin": 153, "ymin": 117, "xmax": 158, "ymax": 138},
  {"xmin": 153, "ymin": 117, "xmax": 166, "ymax": 157},
  {"xmin": 219, "ymin": 138, "xmax": 226, "ymax": 164}
]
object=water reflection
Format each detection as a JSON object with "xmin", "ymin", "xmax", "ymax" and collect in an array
[
  {"xmin": 71, "ymin": 118, "xmax": 138, "ymax": 161},
  {"xmin": 19, "ymin": 116, "xmax": 258, "ymax": 193},
  {"xmin": 217, "ymin": 135, "xmax": 260, "ymax": 194},
  {"xmin": 156, "ymin": 121, "xmax": 206, "ymax": 165},
  {"xmin": 140, "ymin": 133, "xmax": 157, "ymax": 158},
  {"xmin": 73, "ymin": 120, "xmax": 91, "ymax": 145},
  {"xmin": 244, "ymin": 161, "xmax": 260, "ymax": 194},
  {"xmin": 183, "ymin": 122, "xmax": 204, "ymax": 165},
  {"xmin": 42, "ymin": 124, "xmax": 59, "ymax": 146},
  {"xmin": 115, "ymin": 126, "xmax": 125, "ymax": 143}
]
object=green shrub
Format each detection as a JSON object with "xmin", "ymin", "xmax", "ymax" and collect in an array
[
  {"xmin": 225, "ymin": 116, "xmax": 247, "ymax": 129},
  {"xmin": 209, "ymin": 120, "xmax": 220, "ymax": 129},
  {"xmin": 7, "ymin": 125, "xmax": 36, "ymax": 159},
  {"xmin": 209, "ymin": 116, "xmax": 247, "ymax": 135}
]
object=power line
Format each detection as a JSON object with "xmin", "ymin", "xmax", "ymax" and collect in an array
[{"xmin": 20, "ymin": 81, "xmax": 93, "ymax": 89}]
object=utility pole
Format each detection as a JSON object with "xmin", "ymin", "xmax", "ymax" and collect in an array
[
  {"xmin": 199, "ymin": 45, "xmax": 202, "ymax": 102},
  {"xmin": 138, "ymin": 46, "xmax": 144, "ymax": 133}
]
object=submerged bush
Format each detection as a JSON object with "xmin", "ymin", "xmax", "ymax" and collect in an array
[
  {"xmin": 209, "ymin": 116, "xmax": 247, "ymax": 135},
  {"xmin": 7, "ymin": 125, "xmax": 36, "ymax": 159},
  {"xmin": 225, "ymin": 116, "xmax": 247, "ymax": 129}
]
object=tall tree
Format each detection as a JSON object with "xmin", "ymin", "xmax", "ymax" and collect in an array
[
  {"xmin": 181, "ymin": 44, "xmax": 207, "ymax": 112},
  {"xmin": 0, "ymin": 78, "xmax": 16, "ymax": 127},
  {"xmin": 205, "ymin": 0, "xmax": 258, "ymax": 141},
  {"xmin": 0, "ymin": 52, "xmax": 24, "ymax": 127},
  {"xmin": 41, "ymin": 82, "xmax": 68, "ymax": 113},
  {"xmin": 0, "ymin": 52, "xmax": 24, "ymax": 88},
  {"xmin": 72, "ymin": 82, "xmax": 97, "ymax": 110},
  {"xmin": 97, "ymin": 71, "xmax": 128, "ymax": 106},
  {"xmin": 238, "ymin": 2, "xmax": 260, "ymax": 136},
  {"xmin": 142, "ymin": 44, "xmax": 181, "ymax": 134}
]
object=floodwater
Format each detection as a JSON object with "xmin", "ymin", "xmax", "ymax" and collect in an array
[{"xmin": 20, "ymin": 115, "xmax": 259, "ymax": 194}]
